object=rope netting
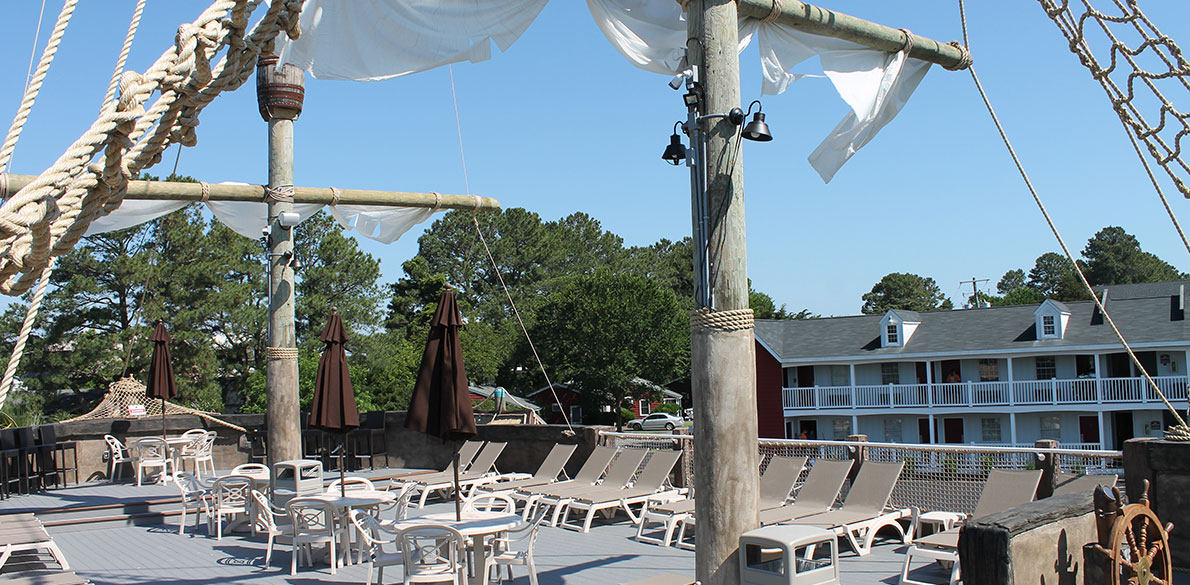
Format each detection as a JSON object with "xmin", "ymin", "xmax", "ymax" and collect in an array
[
  {"xmin": 1038, "ymin": 0, "xmax": 1190, "ymax": 201},
  {"xmin": 62, "ymin": 376, "xmax": 245, "ymax": 432},
  {"xmin": 599, "ymin": 431, "xmax": 1123, "ymax": 515},
  {"xmin": 0, "ymin": 0, "xmax": 302, "ymax": 297}
]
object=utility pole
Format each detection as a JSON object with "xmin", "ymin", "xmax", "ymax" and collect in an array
[
  {"xmin": 257, "ymin": 55, "xmax": 304, "ymax": 466},
  {"xmin": 685, "ymin": 2, "xmax": 760, "ymax": 584},
  {"xmin": 961, "ymin": 276, "xmax": 990, "ymax": 307}
]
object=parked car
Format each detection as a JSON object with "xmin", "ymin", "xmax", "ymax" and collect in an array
[{"xmin": 626, "ymin": 412, "xmax": 684, "ymax": 431}]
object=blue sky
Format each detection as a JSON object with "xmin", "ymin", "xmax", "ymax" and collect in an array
[{"xmin": 1, "ymin": 1, "xmax": 1187, "ymax": 317}]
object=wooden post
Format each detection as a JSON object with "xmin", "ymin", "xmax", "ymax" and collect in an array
[
  {"xmin": 685, "ymin": 2, "xmax": 760, "ymax": 584},
  {"xmin": 258, "ymin": 56, "xmax": 304, "ymax": 467},
  {"xmin": 1033, "ymin": 439, "xmax": 1058, "ymax": 499}
]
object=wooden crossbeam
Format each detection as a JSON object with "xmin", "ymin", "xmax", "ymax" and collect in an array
[
  {"xmin": 0, "ymin": 174, "xmax": 500, "ymax": 211},
  {"xmin": 734, "ymin": 0, "xmax": 971, "ymax": 70}
]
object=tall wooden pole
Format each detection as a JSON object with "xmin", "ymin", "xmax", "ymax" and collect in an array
[
  {"xmin": 257, "ymin": 56, "xmax": 304, "ymax": 466},
  {"xmin": 685, "ymin": 2, "xmax": 760, "ymax": 584}
]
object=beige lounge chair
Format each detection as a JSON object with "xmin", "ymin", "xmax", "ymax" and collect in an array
[
  {"xmin": 524, "ymin": 449, "xmax": 648, "ymax": 525},
  {"xmin": 899, "ymin": 468, "xmax": 1043, "ymax": 585},
  {"xmin": 1053, "ymin": 471, "xmax": 1117, "ymax": 496},
  {"xmin": 676, "ymin": 459, "xmax": 853, "ymax": 551},
  {"xmin": 471, "ymin": 443, "xmax": 578, "ymax": 494},
  {"xmin": 790, "ymin": 460, "xmax": 909, "ymax": 556},
  {"xmin": 635, "ymin": 455, "xmax": 807, "ymax": 547},
  {"xmin": 554, "ymin": 450, "xmax": 684, "ymax": 532},
  {"xmin": 411, "ymin": 442, "xmax": 508, "ymax": 508},
  {"xmin": 510, "ymin": 445, "xmax": 618, "ymax": 516},
  {"xmin": 0, "ymin": 513, "xmax": 70, "ymax": 571},
  {"xmin": 395, "ymin": 440, "xmax": 484, "ymax": 482}
]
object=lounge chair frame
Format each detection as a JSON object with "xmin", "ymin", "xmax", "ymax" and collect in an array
[{"xmin": 553, "ymin": 450, "xmax": 683, "ymax": 533}]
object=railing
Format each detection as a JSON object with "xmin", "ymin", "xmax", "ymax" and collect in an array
[
  {"xmin": 598, "ymin": 431, "xmax": 1123, "ymax": 515},
  {"xmin": 782, "ymin": 375, "xmax": 1188, "ymax": 410}
]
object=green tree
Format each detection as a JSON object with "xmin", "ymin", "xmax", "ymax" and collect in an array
[
  {"xmin": 527, "ymin": 272, "xmax": 689, "ymax": 431},
  {"xmin": 1026, "ymin": 252, "xmax": 1087, "ymax": 301},
  {"xmin": 861, "ymin": 273, "xmax": 953, "ymax": 314},
  {"xmin": 997, "ymin": 269, "xmax": 1027, "ymax": 295},
  {"xmin": 294, "ymin": 211, "xmax": 384, "ymax": 343},
  {"xmin": 1081, "ymin": 226, "xmax": 1182, "ymax": 286}
]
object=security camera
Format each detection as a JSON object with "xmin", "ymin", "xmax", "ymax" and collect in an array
[
  {"xmin": 277, "ymin": 211, "xmax": 301, "ymax": 228},
  {"xmin": 668, "ymin": 69, "xmax": 692, "ymax": 90}
]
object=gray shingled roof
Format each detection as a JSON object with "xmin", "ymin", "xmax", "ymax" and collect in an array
[{"xmin": 756, "ymin": 280, "xmax": 1190, "ymax": 362}]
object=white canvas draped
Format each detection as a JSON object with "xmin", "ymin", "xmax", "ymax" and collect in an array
[
  {"xmin": 275, "ymin": 0, "xmax": 933, "ymax": 183},
  {"xmin": 85, "ymin": 198, "xmax": 440, "ymax": 243}
]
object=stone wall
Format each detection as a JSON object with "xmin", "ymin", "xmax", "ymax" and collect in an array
[{"xmin": 52, "ymin": 412, "xmax": 605, "ymax": 482}]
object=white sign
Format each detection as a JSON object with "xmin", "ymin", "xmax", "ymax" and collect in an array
[{"xmin": 128, "ymin": 404, "xmax": 147, "ymax": 417}]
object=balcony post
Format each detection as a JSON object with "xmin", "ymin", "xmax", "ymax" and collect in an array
[
  {"xmin": 926, "ymin": 360, "xmax": 934, "ymax": 408},
  {"xmin": 1097, "ymin": 410, "xmax": 1105, "ymax": 450},
  {"xmin": 1009, "ymin": 412, "xmax": 1017, "ymax": 446},
  {"xmin": 1094, "ymin": 353, "xmax": 1103, "ymax": 405},
  {"xmin": 1051, "ymin": 378, "xmax": 1058, "ymax": 405},
  {"xmin": 1007, "ymin": 357, "xmax": 1015, "ymax": 407},
  {"xmin": 967, "ymin": 381, "xmax": 973, "ymax": 407}
]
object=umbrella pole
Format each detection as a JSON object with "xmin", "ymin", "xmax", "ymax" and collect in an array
[
  {"xmin": 453, "ymin": 451, "xmax": 461, "ymax": 521},
  {"xmin": 161, "ymin": 398, "xmax": 167, "ymax": 439},
  {"xmin": 339, "ymin": 436, "xmax": 347, "ymax": 497}
]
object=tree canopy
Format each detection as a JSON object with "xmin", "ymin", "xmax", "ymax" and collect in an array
[{"xmin": 861, "ymin": 273, "xmax": 953, "ymax": 314}]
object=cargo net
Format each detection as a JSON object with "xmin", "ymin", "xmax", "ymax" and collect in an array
[
  {"xmin": 599, "ymin": 432, "xmax": 1123, "ymax": 515},
  {"xmin": 1039, "ymin": 0, "xmax": 1190, "ymax": 198},
  {"xmin": 62, "ymin": 376, "xmax": 245, "ymax": 432}
]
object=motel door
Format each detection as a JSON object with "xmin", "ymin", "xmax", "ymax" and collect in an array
[
  {"xmin": 917, "ymin": 418, "xmax": 930, "ymax": 444},
  {"xmin": 943, "ymin": 418, "xmax": 964, "ymax": 443}
]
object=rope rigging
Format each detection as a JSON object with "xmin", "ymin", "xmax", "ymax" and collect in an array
[
  {"xmin": 957, "ymin": 0, "xmax": 1190, "ymax": 441},
  {"xmin": 0, "ymin": 0, "xmax": 303, "ymax": 299}
]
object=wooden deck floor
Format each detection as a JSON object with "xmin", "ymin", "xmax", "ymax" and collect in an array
[{"xmin": 0, "ymin": 471, "xmax": 1159, "ymax": 585}]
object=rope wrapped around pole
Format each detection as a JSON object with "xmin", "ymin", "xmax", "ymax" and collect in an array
[{"xmin": 690, "ymin": 308, "xmax": 755, "ymax": 332}]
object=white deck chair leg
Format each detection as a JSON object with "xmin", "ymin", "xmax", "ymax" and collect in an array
[
  {"xmin": 662, "ymin": 516, "xmax": 683, "ymax": 547},
  {"xmin": 46, "ymin": 542, "xmax": 69, "ymax": 570},
  {"xmin": 0, "ymin": 546, "xmax": 13, "ymax": 571},
  {"xmin": 178, "ymin": 507, "xmax": 187, "ymax": 535}
]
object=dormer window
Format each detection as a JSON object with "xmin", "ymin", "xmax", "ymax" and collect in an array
[
  {"xmin": 879, "ymin": 310, "xmax": 921, "ymax": 348},
  {"xmin": 1034, "ymin": 300, "xmax": 1071, "ymax": 340}
]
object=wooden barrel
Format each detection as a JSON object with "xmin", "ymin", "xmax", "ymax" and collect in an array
[{"xmin": 256, "ymin": 55, "xmax": 305, "ymax": 121}]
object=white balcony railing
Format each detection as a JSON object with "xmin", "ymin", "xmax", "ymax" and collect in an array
[{"xmin": 781, "ymin": 375, "xmax": 1189, "ymax": 410}]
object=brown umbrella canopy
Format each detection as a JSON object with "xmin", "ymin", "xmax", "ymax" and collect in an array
[
  {"xmin": 406, "ymin": 289, "xmax": 476, "ymax": 440},
  {"xmin": 145, "ymin": 321, "xmax": 177, "ymax": 401},
  {"xmin": 308, "ymin": 310, "xmax": 359, "ymax": 432}
]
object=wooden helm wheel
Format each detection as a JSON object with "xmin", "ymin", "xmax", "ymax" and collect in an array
[{"xmin": 1108, "ymin": 503, "xmax": 1172, "ymax": 585}]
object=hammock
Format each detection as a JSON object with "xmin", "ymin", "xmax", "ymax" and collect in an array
[{"xmin": 62, "ymin": 376, "xmax": 245, "ymax": 432}]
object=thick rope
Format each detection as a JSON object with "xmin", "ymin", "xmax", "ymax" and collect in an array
[
  {"xmin": 266, "ymin": 346, "xmax": 299, "ymax": 360},
  {"xmin": 690, "ymin": 307, "xmax": 755, "ymax": 332},
  {"xmin": 0, "ymin": 258, "xmax": 55, "ymax": 409},
  {"xmin": 101, "ymin": 0, "xmax": 147, "ymax": 109},
  {"xmin": 0, "ymin": 0, "xmax": 303, "ymax": 297},
  {"xmin": 957, "ymin": 0, "xmax": 1189, "ymax": 440},
  {"xmin": 0, "ymin": 0, "xmax": 78, "ymax": 171}
]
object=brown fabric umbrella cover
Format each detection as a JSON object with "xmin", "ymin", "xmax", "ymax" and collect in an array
[
  {"xmin": 146, "ymin": 321, "xmax": 177, "ymax": 438},
  {"xmin": 406, "ymin": 289, "xmax": 476, "ymax": 440},
  {"xmin": 308, "ymin": 310, "xmax": 360, "ymax": 432}
]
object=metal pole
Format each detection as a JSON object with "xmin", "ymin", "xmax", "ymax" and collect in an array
[
  {"xmin": 735, "ymin": 0, "xmax": 971, "ymax": 70},
  {"xmin": 0, "ymin": 175, "xmax": 501, "ymax": 210},
  {"xmin": 686, "ymin": 2, "xmax": 760, "ymax": 584},
  {"xmin": 258, "ymin": 55, "xmax": 303, "ymax": 467}
]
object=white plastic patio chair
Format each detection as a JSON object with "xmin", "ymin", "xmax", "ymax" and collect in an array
[
  {"xmin": 399, "ymin": 525, "xmax": 466, "ymax": 584},
  {"xmin": 173, "ymin": 471, "xmax": 211, "ymax": 535},
  {"xmin": 287, "ymin": 497, "xmax": 345, "ymax": 575},
  {"xmin": 326, "ymin": 476, "xmax": 375, "ymax": 494},
  {"xmin": 179, "ymin": 432, "xmax": 216, "ymax": 479},
  {"xmin": 487, "ymin": 507, "xmax": 548, "ymax": 585},
  {"xmin": 462, "ymin": 493, "xmax": 516, "ymax": 514},
  {"xmin": 103, "ymin": 435, "xmax": 131, "ymax": 482},
  {"xmin": 251, "ymin": 489, "xmax": 293, "ymax": 567},
  {"xmin": 379, "ymin": 481, "xmax": 417, "ymax": 527},
  {"xmin": 132, "ymin": 437, "xmax": 173, "ymax": 486},
  {"xmin": 349, "ymin": 509, "xmax": 404, "ymax": 585},
  {"xmin": 209, "ymin": 474, "xmax": 253, "ymax": 540}
]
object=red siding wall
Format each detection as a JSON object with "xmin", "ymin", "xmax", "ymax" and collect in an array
[
  {"xmin": 755, "ymin": 340, "xmax": 786, "ymax": 438},
  {"xmin": 533, "ymin": 386, "xmax": 583, "ymax": 425}
]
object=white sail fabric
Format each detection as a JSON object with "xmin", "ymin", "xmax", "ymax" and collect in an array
[
  {"xmin": 84, "ymin": 199, "xmax": 440, "ymax": 243},
  {"xmin": 274, "ymin": 0, "xmax": 934, "ymax": 181},
  {"xmin": 277, "ymin": 0, "xmax": 549, "ymax": 81}
]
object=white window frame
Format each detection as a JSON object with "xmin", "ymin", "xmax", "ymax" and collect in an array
[
  {"xmin": 1040, "ymin": 415, "xmax": 1060, "ymax": 441},
  {"xmin": 886, "ymin": 324, "xmax": 899, "ymax": 344},
  {"xmin": 569, "ymin": 405, "xmax": 582, "ymax": 425},
  {"xmin": 1036, "ymin": 356, "xmax": 1057, "ymax": 380},
  {"xmin": 638, "ymin": 399, "xmax": 650, "ymax": 415},
  {"xmin": 1042, "ymin": 314, "xmax": 1056, "ymax": 336},
  {"xmin": 881, "ymin": 363, "xmax": 900, "ymax": 385},
  {"xmin": 981, "ymin": 417, "xmax": 1002, "ymax": 442}
]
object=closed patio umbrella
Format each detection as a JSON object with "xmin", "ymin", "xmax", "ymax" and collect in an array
[
  {"xmin": 308, "ymin": 309, "xmax": 359, "ymax": 496},
  {"xmin": 145, "ymin": 321, "xmax": 177, "ymax": 440},
  {"xmin": 406, "ymin": 287, "xmax": 476, "ymax": 519}
]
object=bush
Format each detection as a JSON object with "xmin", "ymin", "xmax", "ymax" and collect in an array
[
  {"xmin": 652, "ymin": 402, "xmax": 681, "ymax": 415},
  {"xmin": 621, "ymin": 408, "xmax": 636, "ymax": 423}
]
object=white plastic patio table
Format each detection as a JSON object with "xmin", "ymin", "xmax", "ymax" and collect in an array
[
  {"xmin": 310, "ymin": 490, "xmax": 398, "ymax": 565},
  {"xmin": 393, "ymin": 510, "xmax": 524, "ymax": 585}
]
